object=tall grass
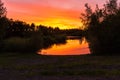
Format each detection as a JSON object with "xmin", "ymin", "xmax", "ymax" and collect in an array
[
  {"xmin": 2, "ymin": 36, "xmax": 43, "ymax": 53},
  {"xmin": 3, "ymin": 37, "xmax": 28, "ymax": 52}
]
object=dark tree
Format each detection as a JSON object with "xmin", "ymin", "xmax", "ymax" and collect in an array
[
  {"xmin": 81, "ymin": 0, "xmax": 120, "ymax": 55},
  {"xmin": 0, "ymin": 0, "xmax": 7, "ymax": 51},
  {"xmin": 0, "ymin": 0, "xmax": 7, "ymax": 40},
  {"xmin": 0, "ymin": 0, "xmax": 6, "ymax": 18}
]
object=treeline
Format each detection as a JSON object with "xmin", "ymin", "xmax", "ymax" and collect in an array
[
  {"xmin": 81, "ymin": 0, "xmax": 120, "ymax": 55},
  {"xmin": 60, "ymin": 29, "xmax": 84, "ymax": 36}
]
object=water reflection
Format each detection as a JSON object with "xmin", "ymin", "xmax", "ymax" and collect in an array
[{"xmin": 38, "ymin": 38, "xmax": 90, "ymax": 55}]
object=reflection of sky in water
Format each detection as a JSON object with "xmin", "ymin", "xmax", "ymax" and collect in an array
[{"xmin": 38, "ymin": 39, "xmax": 90, "ymax": 55}]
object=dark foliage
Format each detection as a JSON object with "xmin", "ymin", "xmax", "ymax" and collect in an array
[
  {"xmin": 81, "ymin": 0, "xmax": 120, "ymax": 55},
  {"xmin": 0, "ymin": 0, "xmax": 7, "ymax": 50}
]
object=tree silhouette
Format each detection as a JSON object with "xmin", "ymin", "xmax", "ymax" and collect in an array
[
  {"xmin": 0, "ymin": 0, "xmax": 6, "ymax": 18},
  {"xmin": 0, "ymin": 0, "xmax": 7, "ymax": 50},
  {"xmin": 0, "ymin": 0, "xmax": 7, "ymax": 40},
  {"xmin": 81, "ymin": 0, "xmax": 120, "ymax": 55}
]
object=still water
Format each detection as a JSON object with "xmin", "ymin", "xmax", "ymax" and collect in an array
[{"xmin": 38, "ymin": 38, "xmax": 90, "ymax": 55}]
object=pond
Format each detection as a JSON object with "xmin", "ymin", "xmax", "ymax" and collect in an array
[{"xmin": 38, "ymin": 38, "xmax": 90, "ymax": 55}]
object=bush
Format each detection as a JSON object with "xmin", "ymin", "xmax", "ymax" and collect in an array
[{"xmin": 82, "ymin": 0, "xmax": 120, "ymax": 55}]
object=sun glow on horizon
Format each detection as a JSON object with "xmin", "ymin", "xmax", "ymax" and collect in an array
[
  {"xmin": 34, "ymin": 18, "xmax": 83, "ymax": 29},
  {"xmin": 4, "ymin": 0, "xmax": 85, "ymax": 29},
  {"xmin": 4, "ymin": 0, "xmax": 107, "ymax": 29},
  {"xmin": 6, "ymin": 11, "xmax": 83, "ymax": 29}
]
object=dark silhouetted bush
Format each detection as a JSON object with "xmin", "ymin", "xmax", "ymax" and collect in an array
[{"xmin": 81, "ymin": 0, "xmax": 120, "ymax": 55}]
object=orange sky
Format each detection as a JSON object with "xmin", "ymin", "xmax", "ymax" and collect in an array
[{"xmin": 4, "ymin": 0, "xmax": 107, "ymax": 29}]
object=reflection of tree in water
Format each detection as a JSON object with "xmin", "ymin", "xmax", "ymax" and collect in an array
[
  {"xmin": 38, "ymin": 40, "xmax": 67, "ymax": 55},
  {"xmin": 79, "ymin": 37, "xmax": 87, "ymax": 44},
  {"xmin": 42, "ymin": 40, "xmax": 67, "ymax": 49}
]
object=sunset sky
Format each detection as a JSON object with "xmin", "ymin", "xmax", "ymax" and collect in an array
[{"xmin": 4, "ymin": 0, "xmax": 108, "ymax": 29}]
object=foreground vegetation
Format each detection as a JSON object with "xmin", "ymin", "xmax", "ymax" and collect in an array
[{"xmin": 0, "ymin": 53, "xmax": 120, "ymax": 80}]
